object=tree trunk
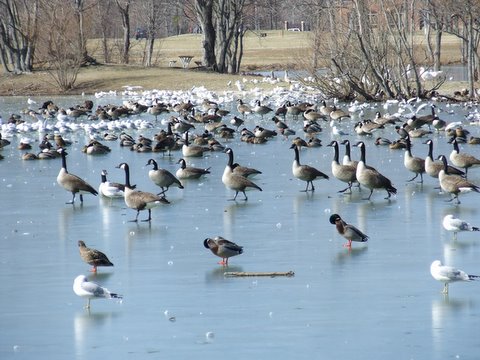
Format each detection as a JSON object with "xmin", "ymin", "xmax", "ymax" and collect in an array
[
  {"xmin": 115, "ymin": 0, "xmax": 131, "ymax": 64},
  {"xmin": 145, "ymin": 38, "xmax": 155, "ymax": 67},
  {"xmin": 195, "ymin": 0, "xmax": 217, "ymax": 70},
  {"xmin": 467, "ymin": 14, "xmax": 474, "ymax": 96},
  {"xmin": 433, "ymin": 29, "xmax": 442, "ymax": 71},
  {"xmin": 0, "ymin": 0, "xmax": 39, "ymax": 73}
]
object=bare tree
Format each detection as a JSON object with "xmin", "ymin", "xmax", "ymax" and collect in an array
[
  {"xmin": 304, "ymin": 0, "xmax": 445, "ymax": 100},
  {"xmin": 95, "ymin": 0, "xmax": 115, "ymax": 63},
  {"xmin": 194, "ymin": 0, "xmax": 246, "ymax": 73},
  {"xmin": 37, "ymin": 0, "xmax": 82, "ymax": 90},
  {"xmin": 135, "ymin": 0, "xmax": 164, "ymax": 66},
  {"xmin": 439, "ymin": 0, "xmax": 480, "ymax": 97},
  {"xmin": 72, "ymin": 0, "xmax": 99, "ymax": 65},
  {"xmin": 115, "ymin": 0, "xmax": 132, "ymax": 64},
  {"xmin": 0, "ymin": 0, "xmax": 39, "ymax": 73}
]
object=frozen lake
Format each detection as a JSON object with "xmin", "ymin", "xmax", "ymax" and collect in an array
[{"xmin": 0, "ymin": 91, "xmax": 480, "ymax": 359}]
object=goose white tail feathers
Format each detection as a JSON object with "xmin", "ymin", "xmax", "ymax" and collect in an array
[{"xmin": 353, "ymin": 142, "xmax": 397, "ymax": 200}]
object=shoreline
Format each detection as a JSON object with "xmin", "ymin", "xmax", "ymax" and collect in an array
[{"xmin": 0, "ymin": 63, "xmax": 475, "ymax": 99}]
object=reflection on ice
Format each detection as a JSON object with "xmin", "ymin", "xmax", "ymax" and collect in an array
[
  {"xmin": 74, "ymin": 311, "xmax": 122, "ymax": 358},
  {"xmin": 431, "ymin": 296, "xmax": 474, "ymax": 355}
]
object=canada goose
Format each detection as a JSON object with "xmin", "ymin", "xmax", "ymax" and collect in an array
[
  {"xmin": 449, "ymin": 138, "xmax": 480, "ymax": 177},
  {"xmin": 395, "ymin": 123, "xmax": 410, "ymax": 139},
  {"xmin": 423, "ymin": 139, "xmax": 464, "ymax": 179},
  {"xmin": 117, "ymin": 162, "xmax": 170, "ymax": 222},
  {"xmin": 353, "ymin": 141, "xmax": 397, "ymax": 200},
  {"xmin": 182, "ymin": 131, "xmax": 206, "ymax": 157},
  {"xmin": 303, "ymin": 121, "xmax": 323, "ymax": 137},
  {"xmin": 173, "ymin": 117, "xmax": 195, "ymax": 133},
  {"xmin": 375, "ymin": 137, "xmax": 392, "ymax": 146},
  {"xmin": 54, "ymin": 133, "xmax": 72, "ymax": 148},
  {"xmin": 292, "ymin": 137, "xmax": 309, "ymax": 149},
  {"xmin": 329, "ymin": 105, "xmax": 350, "ymax": 121},
  {"xmin": 208, "ymin": 138, "xmax": 226, "ymax": 151},
  {"xmin": 303, "ymin": 108, "xmax": 325, "ymax": 122},
  {"xmin": 119, "ymin": 132, "xmax": 135, "ymax": 147},
  {"xmin": 147, "ymin": 103, "xmax": 169, "ymax": 120},
  {"xmin": 404, "ymin": 135, "xmax": 425, "ymax": 183},
  {"xmin": 442, "ymin": 214, "xmax": 479, "ymax": 240},
  {"xmin": 236, "ymin": 99, "xmax": 251, "ymax": 118},
  {"xmin": 409, "ymin": 127, "xmax": 432, "ymax": 138},
  {"xmin": 275, "ymin": 103, "xmax": 287, "ymax": 118},
  {"xmin": 373, "ymin": 111, "xmax": 399, "ymax": 125},
  {"xmin": 307, "ymin": 137, "xmax": 322, "ymax": 148},
  {"xmin": 176, "ymin": 158, "xmax": 210, "ymax": 180},
  {"xmin": 279, "ymin": 127, "xmax": 296, "ymax": 139},
  {"xmin": 430, "ymin": 260, "xmax": 479, "ymax": 294},
  {"xmin": 222, "ymin": 148, "xmax": 262, "ymax": 201},
  {"xmin": 437, "ymin": 155, "xmax": 479, "ymax": 204},
  {"xmin": 230, "ymin": 116, "xmax": 245, "ymax": 130},
  {"xmin": 254, "ymin": 126, "xmax": 277, "ymax": 139},
  {"xmin": 172, "ymin": 100, "xmax": 194, "ymax": 114},
  {"xmin": 201, "ymin": 98, "xmax": 218, "ymax": 112},
  {"xmin": 18, "ymin": 141, "xmax": 32, "ymax": 150},
  {"xmin": 22, "ymin": 152, "xmax": 38, "ymax": 160},
  {"xmin": 271, "ymin": 116, "xmax": 289, "ymax": 130},
  {"xmin": 340, "ymin": 139, "xmax": 358, "ymax": 167},
  {"xmin": 146, "ymin": 158, "xmax": 183, "ymax": 195},
  {"xmin": 327, "ymin": 140, "xmax": 357, "ymax": 193},
  {"xmin": 253, "ymin": 100, "xmax": 273, "ymax": 119},
  {"xmin": 137, "ymin": 135, "xmax": 153, "ymax": 146},
  {"xmin": 216, "ymin": 124, "xmax": 235, "ymax": 139},
  {"xmin": 329, "ymin": 214, "xmax": 369, "ymax": 247},
  {"xmin": 73, "ymin": 275, "xmax": 122, "ymax": 309},
  {"xmin": 410, "ymin": 104, "xmax": 437, "ymax": 128},
  {"xmin": 290, "ymin": 144, "xmax": 329, "ymax": 192},
  {"xmin": 78, "ymin": 240, "xmax": 113, "ymax": 273},
  {"xmin": 39, "ymin": 135, "xmax": 53, "ymax": 150},
  {"xmin": 153, "ymin": 122, "xmax": 177, "ymax": 156},
  {"xmin": 38, "ymin": 148, "xmax": 59, "ymax": 159},
  {"xmin": 231, "ymin": 163, "xmax": 262, "ymax": 178},
  {"xmin": 389, "ymin": 139, "xmax": 408, "ymax": 150},
  {"xmin": 285, "ymin": 101, "xmax": 302, "ymax": 120},
  {"xmin": 56, "ymin": 148, "xmax": 98, "ymax": 204},
  {"xmin": 82, "ymin": 140, "xmax": 111, "ymax": 155},
  {"xmin": 319, "ymin": 100, "xmax": 335, "ymax": 116},
  {"xmin": 99, "ymin": 169, "xmax": 126, "ymax": 198},
  {"xmin": 103, "ymin": 133, "xmax": 118, "ymax": 141},
  {"xmin": 203, "ymin": 236, "xmax": 243, "ymax": 266},
  {"xmin": 432, "ymin": 118, "xmax": 447, "ymax": 132},
  {"xmin": 354, "ymin": 120, "xmax": 384, "ymax": 135}
]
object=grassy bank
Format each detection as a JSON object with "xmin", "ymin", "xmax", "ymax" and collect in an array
[{"xmin": 0, "ymin": 30, "xmax": 470, "ymax": 96}]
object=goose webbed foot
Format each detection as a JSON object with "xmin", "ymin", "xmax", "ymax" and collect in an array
[{"xmin": 338, "ymin": 185, "xmax": 352, "ymax": 194}]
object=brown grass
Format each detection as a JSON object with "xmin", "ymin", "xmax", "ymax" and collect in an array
[{"xmin": 0, "ymin": 30, "xmax": 471, "ymax": 96}]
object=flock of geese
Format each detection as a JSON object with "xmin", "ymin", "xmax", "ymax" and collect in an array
[{"xmin": 3, "ymin": 86, "xmax": 480, "ymax": 305}]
